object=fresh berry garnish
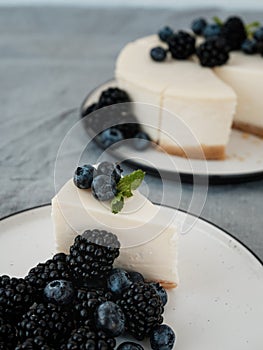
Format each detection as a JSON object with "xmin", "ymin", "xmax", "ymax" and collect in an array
[
  {"xmin": 168, "ymin": 31, "xmax": 196, "ymax": 59},
  {"xmin": 74, "ymin": 288, "xmax": 113, "ymax": 325},
  {"xmin": 61, "ymin": 326, "xmax": 116, "ymax": 350},
  {"xmin": 203, "ymin": 23, "xmax": 222, "ymax": 39},
  {"xmin": 128, "ymin": 271, "xmax": 145, "ymax": 284},
  {"xmin": 73, "ymin": 164, "xmax": 95, "ymax": 189},
  {"xmin": 253, "ymin": 26, "xmax": 263, "ymax": 41},
  {"xmin": 150, "ymin": 47, "xmax": 167, "ymax": 62},
  {"xmin": 98, "ymin": 127, "xmax": 124, "ymax": 148},
  {"xmin": 107, "ymin": 268, "xmax": 132, "ymax": 296},
  {"xmin": 66, "ymin": 230, "xmax": 120, "ymax": 283},
  {"xmin": 149, "ymin": 282, "xmax": 168, "ymax": 306},
  {"xmin": 158, "ymin": 26, "xmax": 174, "ymax": 42},
  {"xmin": 117, "ymin": 282, "xmax": 164, "ymax": 340},
  {"xmin": 98, "ymin": 87, "xmax": 130, "ymax": 108},
  {"xmin": 0, "ymin": 316, "xmax": 17, "ymax": 349},
  {"xmin": 196, "ymin": 37, "xmax": 229, "ymax": 67},
  {"xmin": 81, "ymin": 102, "xmax": 97, "ymax": 117},
  {"xmin": 91, "ymin": 174, "xmax": 117, "ymax": 201},
  {"xmin": 43, "ymin": 280, "xmax": 75, "ymax": 305},
  {"xmin": 0, "ymin": 275, "xmax": 34, "ymax": 322},
  {"xmin": 96, "ymin": 301, "xmax": 126, "ymax": 337},
  {"xmin": 94, "ymin": 161, "xmax": 123, "ymax": 183},
  {"xmin": 15, "ymin": 336, "xmax": 53, "ymax": 350},
  {"xmin": 221, "ymin": 16, "xmax": 247, "ymax": 51},
  {"xmin": 117, "ymin": 342, "xmax": 144, "ymax": 350},
  {"xmin": 191, "ymin": 18, "xmax": 207, "ymax": 35},
  {"xmin": 150, "ymin": 324, "xmax": 176, "ymax": 350},
  {"xmin": 25, "ymin": 253, "xmax": 71, "ymax": 295},
  {"xmin": 241, "ymin": 39, "xmax": 258, "ymax": 54},
  {"xmin": 17, "ymin": 303, "xmax": 73, "ymax": 345},
  {"xmin": 133, "ymin": 131, "xmax": 151, "ymax": 151}
]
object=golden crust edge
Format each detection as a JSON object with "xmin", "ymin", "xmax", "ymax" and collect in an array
[{"xmin": 233, "ymin": 121, "xmax": 263, "ymax": 138}]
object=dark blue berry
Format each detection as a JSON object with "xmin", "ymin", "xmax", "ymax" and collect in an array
[
  {"xmin": 43, "ymin": 280, "xmax": 75, "ymax": 305},
  {"xmin": 150, "ymin": 283, "xmax": 168, "ymax": 306},
  {"xmin": 191, "ymin": 18, "xmax": 207, "ymax": 35},
  {"xmin": 99, "ymin": 127, "xmax": 124, "ymax": 148},
  {"xmin": 73, "ymin": 164, "xmax": 94, "ymax": 189},
  {"xmin": 133, "ymin": 131, "xmax": 151, "ymax": 150},
  {"xmin": 150, "ymin": 324, "xmax": 176, "ymax": 350},
  {"xmin": 96, "ymin": 301, "xmax": 126, "ymax": 337},
  {"xmin": 254, "ymin": 27, "xmax": 263, "ymax": 41},
  {"xmin": 128, "ymin": 271, "xmax": 144, "ymax": 284},
  {"xmin": 107, "ymin": 268, "xmax": 132, "ymax": 295},
  {"xmin": 95, "ymin": 161, "xmax": 123, "ymax": 183},
  {"xmin": 241, "ymin": 39, "xmax": 258, "ymax": 54},
  {"xmin": 203, "ymin": 24, "xmax": 222, "ymax": 38},
  {"xmin": 158, "ymin": 26, "xmax": 174, "ymax": 42},
  {"xmin": 150, "ymin": 47, "xmax": 167, "ymax": 62},
  {"xmin": 117, "ymin": 341, "xmax": 144, "ymax": 350},
  {"xmin": 91, "ymin": 174, "xmax": 117, "ymax": 201}
]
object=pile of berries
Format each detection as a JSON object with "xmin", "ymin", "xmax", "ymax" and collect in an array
[
  {"xmin": 73, "ymin": 161, "xmax": 123, "ymax": 201},
  {"xmin": 150, "ymin": 16, "xmax": 263, "ymax": 67},
  {"xmin": 0, "ymin": 228, "xmax": 176, "ymax": 349},
  {"xmin": 81, "ymin": 87, "xmax": 151, "ymax": 151}
]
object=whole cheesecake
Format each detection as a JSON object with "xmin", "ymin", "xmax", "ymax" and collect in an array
[
  {"xmin": 52, "ymin": 176, "xmax": 178, "ymax": 289},
  {"xmin": 115, "ymin": 34, "xmax": 263, "ymax": 159}
]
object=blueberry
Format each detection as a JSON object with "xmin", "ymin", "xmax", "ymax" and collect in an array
[
  {"xmin": 99, "ymin": 127, "xmax": 124, "ymax": 148},
  {"xmin": 158, "ymin": 26, "xmax": 174, "ymax": 42},
  {"xmin": 241, "ymin": 39, "xmax": 258, "ymax": 54},
  {"xmin": 150, "ymin": 324, "xmax": 176, "ymax": 350},
  {"xmin": 150, "ymin": 282, "xmax": 168, "ymax": 306},
  {"xmin": 191, "ymin": 18, "xmax": 207, "ymax": 35},
  {"xmin": 95, "ymin": 161, "xmax": 123, "ymax": 183},
  {"xmin": 117, "ymin": 341, "xmax": 144, "ymax": 350},
  {"xmin": 128, "ymin": 271, "xmax": 145, "ymax": 284},
  {"xmin": 254, "ymin": 27, "xmax": 263, "ymax": 42},
  {"xmin": 107, "ymin": 268, "xmax": 132, "ymax": 295},
  {"xmin": 203, "ymin": 24, "xmax": 222, "ymax": 38},
  {"xmin": 91, "ymin": 174, "xmax": 117, "ymax": 201},
  {"xmin": 43, "ymin": 280, "xmax": 75, "ymax": 305},
  {"xmin": 73, "ymin": 164, "xmax": 94, "ymax": 189},
  {"xmin": 96, "ymin": 301, "xmax": 126, "ymax": 337},
  {"xmin": 133, "ymin": 131, "xmax": 151, "ymax": 150},
  {"xmin": 150, "ymin": 47, "xmax": 167, "ymax": 62}
]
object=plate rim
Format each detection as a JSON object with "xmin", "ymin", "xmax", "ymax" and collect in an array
[
  {"xmin": 1, "ymin": 203, "xmax": 262, "ymax": 268},
  {"xmin": 80, "ymin": 78, "xmax": 263, "ymax": 185}
]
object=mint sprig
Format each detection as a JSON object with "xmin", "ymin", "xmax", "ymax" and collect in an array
[
  {"xmin": 213, "ymin": 16, "xmax": 223, "ymax": 26},
  {"xmin": 111, "ymin": 169, "xmax": 145, "ymax": 214}
]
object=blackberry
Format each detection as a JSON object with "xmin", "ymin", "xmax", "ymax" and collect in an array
[
  {"xmin": 15, "ymin": 336, "xmax": 54, "ymax": 350},
  {"xmin": 0, "ymin": 275, "xmax": 34, "ymax": 322},
  {"xmin": 158, "ymin": 26, "xmax": 174, "ymax": 42},
  {"xmin": 17, "ymin": 303, "xmax": 73, "ymax": 345},
  {"xmin": 150, "ymin": 47, "xmax": 167, "ymax": 62},
  {"xmin": 26, "ymin": 253, "xmax": 71, "ymax": 295},
  {"xmin": 98, "ymin": 87, "xmax": 130, "ymax": 108},
  {"xmin": 66, "ymin": 230, "xmax": 120, "ymax": 284},
  {"xmin": 81, "ymin": 102, "xmax": 98, "ymax": 117},
  {"xmin": 221, "ymin": 16, "xmax": 247, "ymax": 51},
  {"xmin": 117, "ymin": 282, "xmax": 164, "ymax": 340},
  {"xmin": 168, "ymin": 31, "xmax": 195, "ymax": 59},
  {"xmin": 191, "ymin": 18, "xmax": 207, "ymax": 35},
  {"xmin": 196, "ymin": 37, "xmax": 229, "ymax": 67},
  {"xmin": 61, "ymin": 326, "xmax": 116, "ymax": 350},
  {"xmin": 74, "ymin": 288, "xmax": 113, "ymax": 325},
  {"xmin": 0, "ymin": 316, "xmax": 16, "ymax": 349}
]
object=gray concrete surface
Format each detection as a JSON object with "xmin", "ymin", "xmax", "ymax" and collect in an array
[{"xmin": 0, "ymin": 6, "xmax": 263, "ymax": 261}]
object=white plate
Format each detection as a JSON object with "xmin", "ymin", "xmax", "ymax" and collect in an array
[
  {"xmin": 81, "ymin": 80, "xmax": 263, "ymax": 184},
  {"xmin": 1, "ymin": 205, "xmax": 263, "ymax": 349}
]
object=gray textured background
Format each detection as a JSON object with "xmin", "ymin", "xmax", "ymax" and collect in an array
[{"xmin": 0, "ymin": 6, "xmax": 263, "ymax": 261}]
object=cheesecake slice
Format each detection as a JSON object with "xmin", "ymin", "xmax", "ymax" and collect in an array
[
  {"xmin": 214, "ymin": 52, "xmax": 263, "ymax": 138},
  {"xmin": 52, "ymin": 179, "xmax": 178, "ymax": 288},
  {"xmin": 116, "ymin": 35, "xmax": 237, "ymax": 160}
]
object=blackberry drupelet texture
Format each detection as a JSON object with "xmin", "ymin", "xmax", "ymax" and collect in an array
[
  {"xmin": 0, "ymin": 316, "xmax": 17, "ymax": 349},
  {"xmin": 196, "ymin": 37, "xmax": 229, "ymax": 67},
  {"xmin": 221, "ymin": 16, "xmax": 247, "ymax": 51},
  {"xmin": 168, "ymin": 31, "xmax": 196, "ymax": 59},
  {"xmin": 15, "ymin": 336, "xmax": 54, "ymax": 350},
  {"xmin": 98, "ymin": 87, "xmax": 131, "ymax": 108}
]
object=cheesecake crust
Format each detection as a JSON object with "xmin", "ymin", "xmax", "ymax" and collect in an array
[
  {"xmin": 233, "ymin": 121, "xmax": 263, "ymax": 138},
  {"xmin": 156, "ymin": 143, "xmax": 226, "ymax": 160}
]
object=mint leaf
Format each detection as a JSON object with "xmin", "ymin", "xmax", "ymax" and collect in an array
[
  {"xmin": 111, "ymin": 194, "xmax": 124, "ymax": 214},
  {"xmin": 111, "ymin": 169, "xmax": 145, "ymax": 214},
  {"xmin": 213, "ymin": 16, "xmax": 223, "ymax": 26}
]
